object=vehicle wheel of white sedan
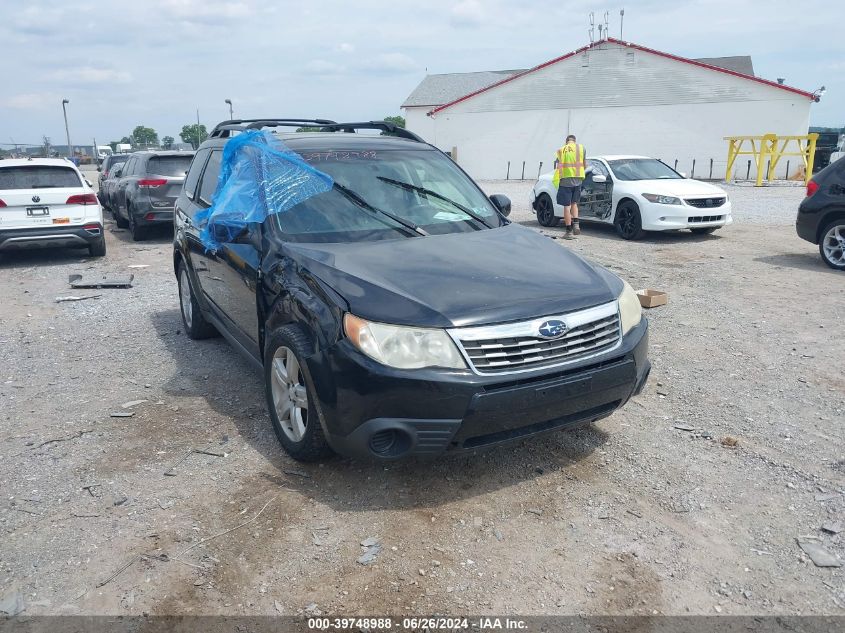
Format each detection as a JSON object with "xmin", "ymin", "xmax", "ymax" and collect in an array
[
  {"xmin": 819, "ymin": 221, "xmax": 845, "ymax": 271},
  {"xmin": 614, "ymin": 201, "xmax": 646, "ymax": 240},
  {"xmin": 535, "ymin": 193, "xmax": 560, "ymax": 228}
]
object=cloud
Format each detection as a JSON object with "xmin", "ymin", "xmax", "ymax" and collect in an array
[
  {"xmin": 361, "ymin": 53, "xmax": 417, "ymax": 74},
  {"xmin": 304, "ymin": 60, "xmax": 347, "ymax": 75},
  {"xmin": 450, "ymin": 0, "xmax": 485, "ymax": 28},
  {"xmin": 336, "ymin": 42, "xmax": 355, "ymax": 54},
  {"xmin": 1, "ymin": 93, "xmax": 61, "ymax": 110},
  {"xmin": 155, "ymin": 0, "xmax": 251, "ymax": 24},
  {"xmin": 48, "ymin": 67, "xmax": 132, "ymax": 85}
]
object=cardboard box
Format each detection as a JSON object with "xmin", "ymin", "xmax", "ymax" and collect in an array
[{"xmin": 637, "ymin": 289, "xmax": 668, "ymax": 308}]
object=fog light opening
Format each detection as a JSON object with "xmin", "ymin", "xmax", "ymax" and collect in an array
[
  {"xmin": 368, "ymin": 428, "xmax": 413, "ymax": 458},
  {"xmin": 144, "ymin": 213, "xmax": 156, "ymax": 221}
]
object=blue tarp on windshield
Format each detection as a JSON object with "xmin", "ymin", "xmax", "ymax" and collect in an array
[{"xmin": 195, "ymin": 130, "xmax": 333, "ymax": 249}]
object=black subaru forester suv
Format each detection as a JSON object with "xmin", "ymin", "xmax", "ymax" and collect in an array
[{"xmin": 173, "ymin": 119, "xmax": 650, "ymax": 461}]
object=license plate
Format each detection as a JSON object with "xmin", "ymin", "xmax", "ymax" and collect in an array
[
  {"xmin": 52, "ymin": 217, "xmax": 70, "ymax": 224},
  {"xmin": 27, "ymin": 206, "xmax": 49, "ymax": 216}
]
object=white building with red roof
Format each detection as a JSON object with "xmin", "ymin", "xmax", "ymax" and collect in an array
[{"xmin": 402, "ymin": 38, "xmax": 816, "ymax": 180}]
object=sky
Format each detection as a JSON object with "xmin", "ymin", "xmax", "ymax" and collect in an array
[{"xmin": 0, "ymin": 0, "xmax": 842, "ymax": 149}]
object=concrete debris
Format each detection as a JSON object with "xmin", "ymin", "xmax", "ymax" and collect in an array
[
  {"xmin": 121, "ymin": 400, "xmax": 148, "ymax": 409},
  {"xmin": 110, "ymin": 411, "xmax": 135, "ymax": 418},
  {"xmin": 797, "ymin": 538, "xmax": 842, "ymax": 568},
  {"xmin": 55, "ymin": 295, "xmax": 102, "ymax": 303},
  {"xmin": 360, "ymin": 536, "xmax": 380, "ymax": 547},
  {"xmin": 0, "ymin": 587, "xmax": 25, "ymax": 616},
  {"xmin": 357, "ymin": 541, "xmax": 382, "ymax": 566},
  {"xmin": 821, "ymin": 522, "xmax": 842, "ymax": 535}
]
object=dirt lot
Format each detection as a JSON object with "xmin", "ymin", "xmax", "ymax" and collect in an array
[{"xmin": 1, "ymin": 178, "xmax": 843, "ymax": 618}]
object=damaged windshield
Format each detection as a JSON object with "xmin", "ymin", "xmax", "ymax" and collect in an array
[{"xmin": 269, "ymin": 148, "xmax": 503, "ymax": 242}]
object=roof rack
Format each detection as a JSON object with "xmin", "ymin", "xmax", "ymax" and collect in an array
[
  {"xmin": 208, "ymin": 118, "xmax": 425, "ymax": 143},
  {"xmin": 209, "ymin": 119, "xmax": 337, "ymax": 138}
]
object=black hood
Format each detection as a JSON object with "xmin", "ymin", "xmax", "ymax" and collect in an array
[{"xmin": 282, "ymin": 224, "xmax": 618, "ymax": 328}]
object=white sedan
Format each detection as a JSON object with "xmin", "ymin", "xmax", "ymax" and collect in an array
[{"xmin": 530, "ymin": 155, "xmax": 733, "ymax": 240}]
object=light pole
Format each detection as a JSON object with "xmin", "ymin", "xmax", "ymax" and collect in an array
[
  {"xmin": 225, "ymin": 99, "xmax": 234, "ymax": 120},
  {"xmin": 61, "ymin": 99, "xmax": 72, "ymax": 158}
]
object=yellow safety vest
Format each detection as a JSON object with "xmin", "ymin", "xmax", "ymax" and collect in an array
[{"xmin": 554, "ymin": 142, "xmax": 586, "ymax": 187}]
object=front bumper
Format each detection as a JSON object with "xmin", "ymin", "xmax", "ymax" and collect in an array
[
  {"xmin": 0, "ymin": 223, "xmax": 103, "ymax": 252},
  {"xmin": 640, "ymin": 200, "xmax": 733, "ymax": 231},
  {"xmin": 308, "ymin": 318, "xmax": 650, "ymax": 459}
]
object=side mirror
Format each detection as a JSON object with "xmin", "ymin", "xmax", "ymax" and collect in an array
[
  {"xmin": 113, "ymin": 169, "xmax": 122, "ymax": 178},
  {"xmin": 211, "ymin": 222, "xmax": 249, "ymax": 244},
  {"xmin": 489, "ymin": 194, "xmax": 511, "ymax": 217},
  {"xmin": 96, "ymin": 166, "xmax": 101, "ymax": 172},
  {"xmin": 592, "ymin": 174, "xmax": 607, "ymax": 183}
]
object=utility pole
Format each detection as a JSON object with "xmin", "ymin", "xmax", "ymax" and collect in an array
[
  {"xmin": 62, "ymin": 99, "xmax": 72, "ymax": 158},
  {"xmin": 620, "ymin": 8, "xmax": 625, "ymax": 39},
  {"xmin": 225, "ymin": 99, "xmax": 234, "ymax": 120},
  {"xmin": 196, "ymin": 109, "xmax": 201, "ymax": 149},
  {"xmin": 93, "ymin": 137, "xmax": 98, "ymax": 162}
]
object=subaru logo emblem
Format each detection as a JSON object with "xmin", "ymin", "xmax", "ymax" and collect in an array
[
  {"xmin": 32, "ymin": 195, "xmax": 40, "ymax": 203},
  {"xmin": 538, "ymin": 319, "xmax": 568, "ymax": 339},
  {"xmin": 705, "ymin": 198, "xmax": 713, "ymax": 207}
]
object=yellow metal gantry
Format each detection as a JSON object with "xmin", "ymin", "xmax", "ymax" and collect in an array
[{"xmin": 725, "ymin": 133, "xmax": 818, "ymax": 186}]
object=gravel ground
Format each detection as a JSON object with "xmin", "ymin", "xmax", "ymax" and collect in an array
[{"xmin": 0, "ymin": 176, "xmax": 842, "ymax": 618}]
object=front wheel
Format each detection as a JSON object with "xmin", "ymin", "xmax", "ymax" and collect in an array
[
  {"xmin": 819, "ymin": 221, "xmax": 845, "ymax": 271},
  {"xmin": 536, "ymin": 194, "xmax": 560, "ymax": 227},
  {"xmin": 264, "ymin": 325, "xmax": 334, "ymax": 462},
  {"xmin": 690, "ymin": 227, "xmax": 718, "ymax": 235},
  {"xmin": 614, "ymin": 201, "xmax": 646, "ymax": 240}
]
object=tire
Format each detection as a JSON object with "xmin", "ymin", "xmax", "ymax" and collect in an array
[
  {"xmin": 536, "ymin": 193, "xmax": 561, "ymax": 227},
  {"xmin": 114, "ymin": 203, "xmax": 129, "ymax": 228},
  {"xmin": 128, "ymin": 206, "xmax": 146, "ymax": 241},
  {"xmin": 690, "ymin": 227, "xmax": 718, "ymax": 235},
  {"xmin": 264, "ymin": 325, "xmax": 334, "ymax": 462},
  {"xmin": 88, "ymin": 236, "xmax": 107, "ymax": 257},
  {"xmin": 614, "ymin": 200, "xmax": 646, "ymax": 240},
  {"xmin": 177, "ymin": 261, "xmax": 218, "ymax": 339},
  {"xmin": 818, "ymin": 220, "xmax": 845, "ymax": 271}
]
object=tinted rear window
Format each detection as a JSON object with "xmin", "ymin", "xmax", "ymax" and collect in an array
[
  {"xmin": 107, "ymin": 155, "xmax": 129, "ymax": 168},
  {"xmin": 0, "ymin": 166, "xmax": 82, "ymax": 190},
  {"xmin": 148, "ymin": 155, "xmax": 194, "ymax": 177}
]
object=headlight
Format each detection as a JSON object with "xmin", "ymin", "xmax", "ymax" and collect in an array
[
  {"xmin": 618, "ymin": 280, "xmax": 642, "ymax": 335},
  {"xmin": 344, "ymin": 314, "xmax": 466, "ymax": 369},
  {"xmin": 642, "ymin": 193, "xmax": 681, "ymax": 205}
]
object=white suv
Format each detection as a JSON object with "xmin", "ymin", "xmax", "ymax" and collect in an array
[{"xmin": 0, "ymin": 158, "xmax": 106, "ymax": 257}]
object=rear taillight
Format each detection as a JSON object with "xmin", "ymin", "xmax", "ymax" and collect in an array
[
  {"xmin": 806, "ymin": 180, "xmax": 819, "ymax": 197},
  {"xmin": 138, "ymin": 179, "xmax": 167, "ymax": 188},
  {"xmin": 0, "ymin": 199, "xmax": 6, "ymax": 208},
  {"xmin": 66, "ymin": 193, "xmax": 98, "ymax": 205}
]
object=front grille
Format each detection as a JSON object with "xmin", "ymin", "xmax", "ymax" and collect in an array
[
  {"xmin": 688, "ymin": 215, "xmax": 724, "ymax": 223},
  {"xmin": 685, "ymin": 197, "xmax": 726, "ymax": 209},
  {"xmin": 454, "ymin": 307, "xmax": 621, "ymax": 374}
]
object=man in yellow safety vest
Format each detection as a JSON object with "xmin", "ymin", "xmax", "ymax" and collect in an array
[{"xmin": 554, "ymin": 134, "xmax": 586, "ymax": 238}]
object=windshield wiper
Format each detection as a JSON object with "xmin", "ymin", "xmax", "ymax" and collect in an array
[
  {"xmin": 332, "ymin": 182, "xmax": 427, "ymax": 237},
  {"xmin": 376, "ymin": 177, "xmax": 493, "ymax": 229}
]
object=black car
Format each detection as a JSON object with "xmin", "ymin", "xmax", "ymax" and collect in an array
[
  {"xmin": 796, "ymin": 157, "xmax": 845, "ymax": 270},
  {"xmin": 96, "ymin": 154, "xmax": 129, "ymax": 203},
  {"xmin": 173, "ymin": 119, "xmax": 650, "ymax": 461},
  {"xmin": 112, "ymin": 150, "xmax": 194, "ymax": 240}
]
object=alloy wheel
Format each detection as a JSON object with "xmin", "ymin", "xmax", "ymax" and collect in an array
[
  {"xmin": 179, "ymin": 268, "xmax": 193, "ymax": 327},
  {"xmin": 821, "ymin": 224, "xmax": 845, "ymax": 268},
  {"xmin": 270, "ymin": 346, "xmax": 309, "ymax": 442}
]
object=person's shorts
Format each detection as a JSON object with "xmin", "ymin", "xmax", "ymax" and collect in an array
[{"xmin": 556, "ymin": 185, "xmax": 581, "ymax": 206}]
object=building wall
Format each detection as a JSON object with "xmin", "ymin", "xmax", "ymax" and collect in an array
[{"xmin": 411, "ymin": 42, "xmax": 813, "ymax": 180}]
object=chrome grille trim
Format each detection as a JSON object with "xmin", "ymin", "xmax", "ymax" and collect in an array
[{"xmin": 449, "ymin": 301, "xmax": 622, "ymax": 375}]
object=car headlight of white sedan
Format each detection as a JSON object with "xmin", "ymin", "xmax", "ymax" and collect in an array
[
  {"xmin": 618, "ymin": 280, "xmax": 643, "ymax": 335},
  {"xmin": 642, "ymin": 193, "xmax": 682, "ymax": 205}
]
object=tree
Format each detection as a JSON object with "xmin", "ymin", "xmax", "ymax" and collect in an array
[
  {"xmin": 131, "ymin": 126, "xmax": 158, "ymax": 148},
  {"xmin": 120, "ymin": 136, "xmax": 132, "ymax": 145},
  {"xmin": 381, "ymin": 115, "xmax": 406, "ymax": 136},
  {"xmin": 161, "ymin": 136, "xmax": 175, "ymax": 150},
  {"xmin": 180, "ymin": 124, "xmax": 208, "ymax": 150}
]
